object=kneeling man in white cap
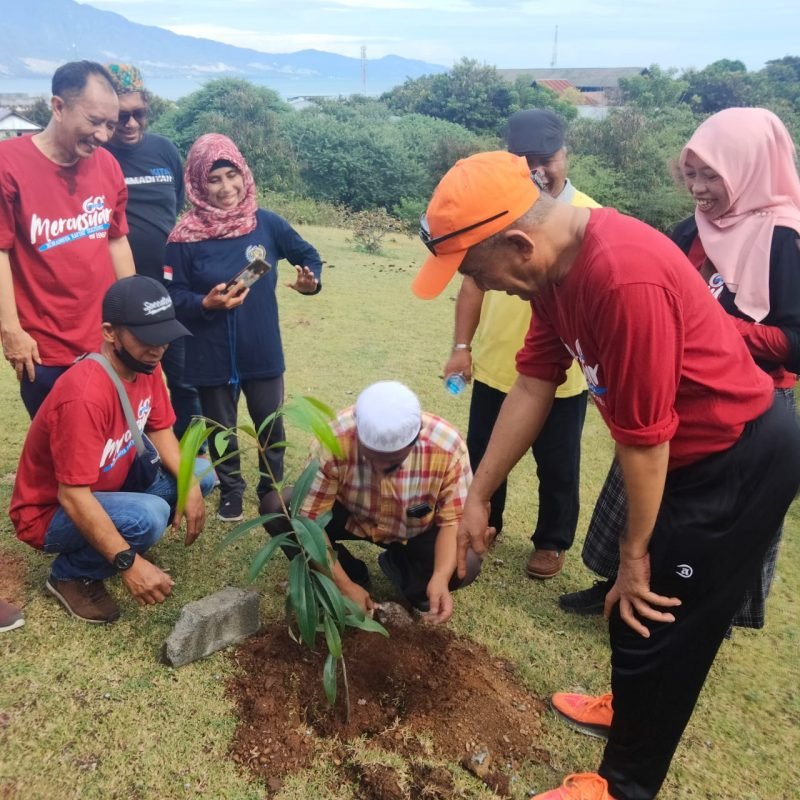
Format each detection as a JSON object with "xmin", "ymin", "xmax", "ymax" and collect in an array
[{"xmin": 261, "ymin": 381, "xmax": 484, "ymax": 624}]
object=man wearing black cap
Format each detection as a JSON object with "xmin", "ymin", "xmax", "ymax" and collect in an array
[
  {"xmin": 442, "ymin": 109, "xmax": 599, "ymax": 580},
  {"xmin": 9, "ymin": 276, "xmax": 216, "ymax": 624}
]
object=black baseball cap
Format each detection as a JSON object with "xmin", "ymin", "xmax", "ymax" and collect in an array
[
  {"xmin": 506, "ymin": 109, "xmax": 566, "ymax": 157},
  {"xmin": 102, "ymin": 275, "xmax": 190, "ymax": 346}
]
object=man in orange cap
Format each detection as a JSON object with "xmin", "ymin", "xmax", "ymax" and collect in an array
[{"xmin": 412, "ymin": 151, "xmax": 800, "ymax": 800}]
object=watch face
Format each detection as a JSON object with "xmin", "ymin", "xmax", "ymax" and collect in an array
[{"xmin": 114, "ymin": 549, "xmax": 136, "ymax": 571}]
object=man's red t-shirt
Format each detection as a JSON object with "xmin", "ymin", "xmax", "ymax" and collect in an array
[
  {"xmin": 0, "ymin": 136, "xmax": 129, "ymax": 365},
  {"xmin": 516, "ymin": 209, "xmax": 774, "ymax": 469},
  {"xmin": 9, "ymin": 358, "xmax": 175, "ymax": 549}
]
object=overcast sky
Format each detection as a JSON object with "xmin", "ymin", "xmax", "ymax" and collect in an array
[{"xmin": 79, "ymin": 0, "xmax": 796, "ymax": 71}]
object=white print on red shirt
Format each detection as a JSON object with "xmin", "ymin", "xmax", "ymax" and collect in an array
[
  {"xmin": 30, "ymin": 195, "xmax": 112, "ymax": 252},
  {"xmin": 564, "ymin": 338, "xmax": 608, "ymax": 405},
  {"xmin": 99, "ymin": 395, "xmax": 153, "ymax": 474}
]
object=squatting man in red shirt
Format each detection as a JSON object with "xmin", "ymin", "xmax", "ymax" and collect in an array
[
  {"xmin": 412, "ymin": 151, "xmax": 800, "ymax": 800},
  {"xmin": 260, "ymin": 380, "xmax": 484, "ymax": 624},
  {"xmin": 9, "ymin": 276, "xmax": 216, "ymax": 624}
]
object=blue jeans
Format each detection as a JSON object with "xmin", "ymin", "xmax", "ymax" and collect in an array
[
  {"xmin": 43, "ymin": 459, "xmax": 217, "ymax": 581},
  {"xmin": 20, "ymin": 364, "xmax": 70, "ymax": 419}
]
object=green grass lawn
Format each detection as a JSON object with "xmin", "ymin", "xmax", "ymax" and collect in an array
[{"xmin": 1, "ymin": 225, "xmax": 798, "ymax": 799}]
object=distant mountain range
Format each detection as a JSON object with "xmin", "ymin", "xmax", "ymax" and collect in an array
[{"xmin": 0, "ymin": 0, "xmax": 447, "ymax": 97}]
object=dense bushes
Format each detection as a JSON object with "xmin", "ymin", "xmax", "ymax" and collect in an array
[{"xmin": 150, "ymin": 56, "xmax": 800, "ymax": 235}]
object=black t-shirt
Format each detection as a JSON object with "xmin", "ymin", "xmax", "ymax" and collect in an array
[{"xmin": 105, "ymin": 133, "xmax": 184, "ymax": 282}]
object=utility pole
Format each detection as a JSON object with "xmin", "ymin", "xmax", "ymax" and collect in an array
[
  {"xmin": 361, "ymin": 46, "xmax": 367, "ymax": 95},
  {"xmin": 550, "ymin": 25, "xmax": 558, "ymax": 68}
]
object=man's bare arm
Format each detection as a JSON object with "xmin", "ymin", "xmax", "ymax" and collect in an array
[
  {"xmin": 605, "ymin": 441, "xmax": 681, "ymax": 636},
  {"xmin": 108, "ymin": 236, "xmax": 136, "ymax": 278},
  {"xmin": 0, "ymin": 249, "xmax": 40, "ymax": 381},
  {"xmin": 456, "ymin": 374, "xmax": 556, "ymax": 574},
  {"xmin": 442, "ymin": 276, "xmax": 484, "ymax": 381}
]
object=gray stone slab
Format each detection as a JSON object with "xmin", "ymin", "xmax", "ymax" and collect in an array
[{"xmin": 161, "ymin": 586, "xmax": 261, "ymax": 668}]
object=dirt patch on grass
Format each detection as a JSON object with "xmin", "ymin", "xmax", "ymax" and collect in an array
[
  {"xmin": 0, "ymin": 551, "xmax": 27, "ymax": 606},
  {"xmin": 228, "ymin": 621, "xmax": 550, "ymax": 796}
]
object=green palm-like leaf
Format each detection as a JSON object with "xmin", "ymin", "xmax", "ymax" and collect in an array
[
  {"xmin": 283, "ymin": 396, "xmax": 343, "ymax": 457},
  {"xmin": 176, "ymin": 419, "xmax": 213, "ymax": 514},
  {"xmin": 256, "ymin": 410, "xmax": 280, "ymax": 436},
  {"xmin": 347, "ymin": 614, "xmax": 389, "ymax": 637},
  {"xmin": 311, "ymin": 572, "xmax": 347, "ymax": 628},
  {"xmin": 288, "ymin": 555, "xmax": 319, "ymax": 647},
  {"xmin": 247, "ymin": 533, "xmax": 293, "ymax": 582},
  {"xmin": 342, "ymin": 596, "xmax": 389, "ymax": 636},
  {"xmin": 323, "ymin": 652, "xmax": 338, "ymax": 705},
  {"xmin": 238, "ymin": 422, "xmax": 258, "ymax": 439},
  {"xmin": 214, "ymin": 429, "xmax": 232, "ymax": 457},
  {"xmin": 290, "ymin": 459, "xmax": 320, "ymax": 517},
  {"xmin": 323, "ymin": 615, "xmax": 343, "ymax": 658},
  {"xmin": 291, "ymin": 517, "xmax": 329, "ymax": 568},
  {"xmin": 219, "ymin": 513, "xmax": 286, "ymax": 550}
]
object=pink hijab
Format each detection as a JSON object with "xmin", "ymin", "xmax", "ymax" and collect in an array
[
  {"xmin": 168, "ymin": 133, "xmax": 258, "ymax": 244},
  {"xmin": 679, "ymin": 108, "xmax": 800, "ymax": 322}
]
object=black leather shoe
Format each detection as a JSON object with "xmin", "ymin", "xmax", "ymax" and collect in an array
[{"xmin": 558, "ymin": 579, "xmax": 611, "ymax": 615}]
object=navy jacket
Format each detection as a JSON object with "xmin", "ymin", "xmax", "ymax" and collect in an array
[{"xmin": 166, "ymin": 209, "xmax": 322, "ymax": 386}]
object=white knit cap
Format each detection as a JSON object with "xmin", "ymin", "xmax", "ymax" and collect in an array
[{"xmin": 355, "ymin": 381, "xmax": 422, "ymax": 453}]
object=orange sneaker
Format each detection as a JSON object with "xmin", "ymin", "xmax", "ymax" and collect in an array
[
  {"xmin": 551, "ymin": 692, "xmax": 613, "ymax": 738},
  {"xmin": 531, "ymin": 773, "xmax": 616, "ymax": 799}
]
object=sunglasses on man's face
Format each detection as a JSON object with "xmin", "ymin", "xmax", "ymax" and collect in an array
[
  {"xmin": 419, "ymin": 210, "xmax": 509, "ymax": 255},
  {"xmin": 117, "ymin": 108, "xmax": 148, "ymax": 126}
]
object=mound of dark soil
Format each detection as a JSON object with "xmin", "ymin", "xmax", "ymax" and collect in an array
[{"xmin": 228, "ymin": 620, "xmax": 550, "ymax": 796}]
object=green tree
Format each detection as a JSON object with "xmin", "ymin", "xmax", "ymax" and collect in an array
[
  {"xmin": 383, "ymin": 58, "xmax": 516, "ymax": 134},
  {"xmin": 619, "ymin": 65, "xmax": 689, "ymax": 111},
  {"xmin": 151, "ymin": 78, "xmax": 299, "ymax": 193},
  {"xmin": 684, "ymin": 60, "xmax": 760, "ymax": 113},
  {"xmin": 512, "ymin": 76, "xmax": 578, "ymax": 121}
]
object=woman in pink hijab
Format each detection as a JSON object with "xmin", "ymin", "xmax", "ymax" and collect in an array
[{"xmin": 561, "ymin": 109, "xmax": 800, "ymax": 629}]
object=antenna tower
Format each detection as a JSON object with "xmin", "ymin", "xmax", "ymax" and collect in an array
[
  {"xmin": 361, "ymin": 46, "xmax": 367, "ymax": 95},
  {"xmin": 550, "ymin": 25, "xmax": 558, "ymax": 68}
]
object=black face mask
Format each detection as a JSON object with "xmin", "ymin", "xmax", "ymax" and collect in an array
[{"xmin": 114, "ymin": 345, "xmax": 156, "ymax": 375}]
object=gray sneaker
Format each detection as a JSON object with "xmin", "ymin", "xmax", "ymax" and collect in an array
[
  {"xmin": 0, "ymin": 599, "xmax": 24, "ymax": 633},
  {"xmin": 46, "ymin": 577, "xmax": 120, "ymax": 624}
]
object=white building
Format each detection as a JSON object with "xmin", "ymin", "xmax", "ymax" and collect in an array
[{"xmin": 0, "ymin": 108, "xmax": 42, "ymax": 139}]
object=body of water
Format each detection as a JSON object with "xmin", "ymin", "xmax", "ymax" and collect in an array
[{"xmin": 0, "ymin": 75, "xmax": 377, "ymax": 102}]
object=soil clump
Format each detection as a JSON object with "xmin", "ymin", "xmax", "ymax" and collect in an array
[{"xmin": 228, "ymin": 620, "xmax": 550, "ymax": 796}]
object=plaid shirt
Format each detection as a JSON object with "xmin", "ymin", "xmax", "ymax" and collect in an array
[{"xmin": 300, "ymin": 409, "xmax": 471, "ymax": 543}]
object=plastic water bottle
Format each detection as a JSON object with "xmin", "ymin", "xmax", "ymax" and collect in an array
[{"xmin": 444, "ymin": 372, "xmax": 466, "ymax": 395}]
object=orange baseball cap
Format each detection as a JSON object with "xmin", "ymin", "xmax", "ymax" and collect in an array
[{"xmin": 412, "ymin": 151, "xmax": 539, "ymax": 300}]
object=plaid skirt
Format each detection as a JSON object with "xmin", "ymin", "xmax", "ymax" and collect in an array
[{"xmin": 582, "ymin": 388, "xmax": 796, "ymax": 629}]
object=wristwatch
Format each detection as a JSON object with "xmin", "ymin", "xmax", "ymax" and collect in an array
[
  {"xmin": 113, "ymin": 548, "xmax": 136, "ymax": 571},
  {"xmin": 452, "ymin": 343, "xmax": 471, "ymax": 351}
]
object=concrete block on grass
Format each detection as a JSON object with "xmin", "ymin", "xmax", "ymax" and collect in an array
[{"xmin": 161, "ymin": 586, "xmax": 261, "ymax": 667}]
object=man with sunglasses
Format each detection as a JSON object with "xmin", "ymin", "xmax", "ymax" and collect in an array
[
  {"xmin": 413, "ymin": 151, "xmax": 800, "ymax": 799},
  {"xmin": 442, "ymin": 109, "xmax": 598, "ymax": 582},
  {"xmin": 103, "ymin": 64, "xmax": 200, "ymax": 441},
  {"xmin": 0, "ymin": 60, "xmax": 134, "ymax": 419},
  {"xmin": 260, "ymin": 381, "xmax": 483, "ymax": 624}
]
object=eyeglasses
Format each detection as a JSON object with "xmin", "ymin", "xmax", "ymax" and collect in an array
[
  {"xmin": 419, "ymin": 210, "xmax": 509, "ymax": 255},
  {"xmin": 117, "ymin": 108, "xmax": 148, "ymax": 126}
]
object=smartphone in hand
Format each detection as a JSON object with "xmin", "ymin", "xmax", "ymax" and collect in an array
[{"xmin": 224, "ymin": 257, "xmax": 271, "ymax": 293}]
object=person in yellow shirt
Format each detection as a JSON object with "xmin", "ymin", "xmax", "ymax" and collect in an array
[{"xmin": 442, "ymin": 109, "xmax": 600, "ymax": 579}]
